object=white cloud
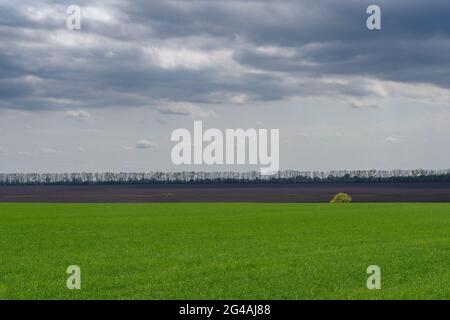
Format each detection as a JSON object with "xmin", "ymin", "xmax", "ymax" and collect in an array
[
  {"xmin": 65, "ymin": 110, "xmax": 92, "ymax": 122},
  {"xmin": 157, "ymin": 103, "xmax": 216, "ymax": 118},
  {"xmin": 348, "ymin": 101, "xmax": 380, "ymax": 109},
  {"xmin": 385, "ymin": 137, "xmax": 401, "ymax": 143},
  {"xmin": 255, "ymin": 46, "xmax": 296, "ymax": 58},
  {"xmin": 142, "ymin": 47, "xmax": 234, "ymax": 70},
  {"xmin": 230, "ymin": 94, "xmax": 249, "ymax": 105},
  {"xmin": 40, "ymin": 147, "xmax": 61, "ymax": 154},
  {"xmin": 23, "ymin": 4, "xmax": 62, "ymax": 23},
  {"xmin": 383, "ymin": 81, "xmax": 450, "ymax": 106},
  {"xmin": 82, "ymin": 6, "xmax": 119, "ymax": 24},
  {"xmin": 135, "ymin": 140, "xmax": 157, "ymax": 149}
]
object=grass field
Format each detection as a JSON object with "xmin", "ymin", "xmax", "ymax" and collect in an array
[{"xmin": 0, "ymin": 203, "xmax": 449, "ymax": 299}]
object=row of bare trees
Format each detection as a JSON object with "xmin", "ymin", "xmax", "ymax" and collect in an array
[{"xmin": 1, "ymin": 169, "xmax": 450, "ymax": 185}]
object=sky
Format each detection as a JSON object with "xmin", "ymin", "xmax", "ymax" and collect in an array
[{"xmin": 1, "ymin": 0, "xmax": 450, "ymax": 173}]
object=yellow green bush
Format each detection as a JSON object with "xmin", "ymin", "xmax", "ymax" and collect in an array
[{"xmin": 330, "ymin": 192, "xmax": 352, "ymax": 203}]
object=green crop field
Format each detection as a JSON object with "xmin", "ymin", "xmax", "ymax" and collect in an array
[{"xmin": 0, "ymin": 203, "xmax": 449, "ymax": 300}]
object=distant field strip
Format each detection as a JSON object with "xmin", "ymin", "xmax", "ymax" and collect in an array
[
  {"xmin": 0, "ymin": 203, "xmax": 449, "ymax": 299},
  {"xmin": 2, "ymin": 183, "xmax": 450, "ymax": 202}
]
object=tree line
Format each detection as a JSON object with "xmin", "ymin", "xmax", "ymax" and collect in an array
[{"xmin": 1, "ymin": 169, "xmax": 450, "ymax": 185}]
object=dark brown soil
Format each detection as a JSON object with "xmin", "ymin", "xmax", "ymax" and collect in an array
[{"xmin": 1, "ymin": 183, "xmax": 450, "ymax": 203}]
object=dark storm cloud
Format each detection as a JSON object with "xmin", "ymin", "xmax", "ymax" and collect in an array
[{"xmin": 0, "ymin": 0, "xmax": 449, "ymax": 111}]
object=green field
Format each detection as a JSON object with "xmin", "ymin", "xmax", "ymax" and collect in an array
[{"xmin": 0, "ymin": 203, "xmax": 449, "ymax": 299}]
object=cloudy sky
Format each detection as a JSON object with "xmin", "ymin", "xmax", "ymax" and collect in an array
[{"xmin": 1, "ymin": 0, "xmax": 450, "ymax": 173}]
